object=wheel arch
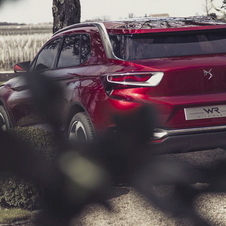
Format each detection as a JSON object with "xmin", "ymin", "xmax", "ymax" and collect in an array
[
  {"xmin": 66, "ymin": 103, "xmax": 92, "ymax": 130},
  {"xmin": 0, "ymin": 100, "xmax": 12, "ymax": 128},
  {"xmin": 66, "ymin": 103, "xmax": 97, "ymax": 138}
]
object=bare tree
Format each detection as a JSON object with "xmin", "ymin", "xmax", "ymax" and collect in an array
[
  {"xmin": 210, "ymin": 0, "xmax": 226, "ymax": 15},
  {"xmin": 128, "ymin": 13, "xmax": 134, "ymax": 18},
  {"xmin": 52, "ymin": 0, "xmax": 81, "ymax": 33},
  {"xmin": 203, "ymin": 0, "xmax": 213, "ymax": 15}
]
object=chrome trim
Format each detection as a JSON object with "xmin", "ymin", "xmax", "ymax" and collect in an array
[
  {"xmin": 153, "ymin": 125, "xmax": 226, "ymax": 140},
  {"xmin": 53, "ymin": 22, "xmax": 96, "ymax": 36},
  {"xmin": 203, "ymin": 68, "xmax": 213, "ymax": 80},
  {"xmin": 106, "ymin": 72, "xmax": 164, "ymax": 87},
  {"xmin": 94, "ymin": 23, "xmax": 120, "ymax": 60}
]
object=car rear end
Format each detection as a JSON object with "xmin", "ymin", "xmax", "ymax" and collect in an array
[{"xmin": 102, "ymin": 18, "xmax": 226, "ymax": 153}]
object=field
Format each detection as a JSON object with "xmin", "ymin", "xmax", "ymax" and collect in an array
[{"xmin": 0, "ymin": 24, "xmax": 52, "ymax": 71}]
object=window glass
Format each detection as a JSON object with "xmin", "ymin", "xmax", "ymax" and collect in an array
[
  {"xmin": 34, "ymin": 38, "xmax": 60, "ymax": 71},
  {"xmin": 81, "ymin": 34, "xmax": 91, "ymax": 64},
  {"xmin": 109, "ymin": 29, "xmax": 226, "ymax": 60},
  {"xmin": 57, "ymin": 35, "xmax": 80, "ymax": 68}
]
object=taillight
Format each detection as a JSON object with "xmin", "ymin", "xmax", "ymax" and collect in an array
[{"xmin": 106, "ymin": 72, "xmax": 164, "ymax": 87}]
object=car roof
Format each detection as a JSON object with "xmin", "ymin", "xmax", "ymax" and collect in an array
[
  {"xmin": 101, "ymin": 16, "xmax": 226, "ymax": 30},
  {"xmin": 53, "ymin": 16, "xmax": 226, "ymax": 37},
  {"xmin": 51, "ymin": 16, "xmax": 226, "ymax": 61}
]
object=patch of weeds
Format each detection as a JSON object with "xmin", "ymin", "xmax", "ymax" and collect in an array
[
  {"xmin": 0, "ymin": 208, "xmax": 32, "ymax": 224},
  {"xmin": 0, "ymin": 127, "xmax": 57, "ymax": 209}
]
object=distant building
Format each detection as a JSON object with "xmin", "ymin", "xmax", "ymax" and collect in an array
[{"xmin": 149, "ymin": 14, "xmax": 170, "ymax": 17}]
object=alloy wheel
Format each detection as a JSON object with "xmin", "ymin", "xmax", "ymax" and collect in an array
[
  {"xmin": 0, "ymin": 112, "xmax": 7, "ymax": 131},
  {"xmin": 68, "ymin": 120, "xmax": 88, "ymax": 143}
]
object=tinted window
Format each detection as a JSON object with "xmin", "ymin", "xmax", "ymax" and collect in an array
[
  {"xmin": 57, "ymin": 34, "xmax": 91, "ymax": 68},
  {"xmin": 34, "ymin": 38, "xmax": 60, "ymax": 71},
  {"xmin": 110, "ymin": 29, "xmax": 226, "ymax": 60},
  {"xmin": 58, "ymin": 35, "xmax": 80, "ymax": 68},
  {"xmin": 81, "ymin": 34, "xmax": 91, "ymax": 63}
]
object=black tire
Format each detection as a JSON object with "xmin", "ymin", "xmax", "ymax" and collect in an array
[
  {"xmin": 0, "ymin": 106, "xmax": 10, "ymax": 131},
  {"xmin": 68, "ymin": 112, "xmax": 95, "ymax": 143}
]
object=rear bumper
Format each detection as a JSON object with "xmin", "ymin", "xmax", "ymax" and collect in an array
[{"xmin": 151, "ymin": 125, "xmax": 226, "ymax": 153}]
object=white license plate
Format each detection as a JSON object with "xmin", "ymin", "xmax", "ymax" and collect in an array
[{"xmin": 184, "ymin": 105, "xmax": 226, "ymax": 120}]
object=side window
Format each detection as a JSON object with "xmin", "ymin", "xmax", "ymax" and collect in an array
[
  {"xmin": 81, "ymin": 34, "xmax": 91, "ymax": 64},
  {"xmin": 34, "ymin": 38, "xmax": 61, "ymax": 71},
  {"xmin": 57, "ymin": 34, "xmax": 91, "ymax": 68},
  {"xmin": 57, "ymin": 35, "xmax": 80, "ymax": 68}
]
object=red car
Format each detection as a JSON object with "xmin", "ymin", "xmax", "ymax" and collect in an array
[{"xmin": 1, "ymin": 16, "xmax": 226, "ymax": 153}]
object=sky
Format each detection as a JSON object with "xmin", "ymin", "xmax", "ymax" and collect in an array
[{"xmin": 0, "ymin": 0, "xmax": 224, "ymax": 24}]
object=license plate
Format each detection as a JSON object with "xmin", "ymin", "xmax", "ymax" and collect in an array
[{"xmin": 184, "ymin": 105, "xmax": 226, "ymax": 120}]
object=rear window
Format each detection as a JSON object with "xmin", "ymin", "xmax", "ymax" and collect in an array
[{"xmin": 109, "ymin": 29, "xmax": 226, "ymax": 60}]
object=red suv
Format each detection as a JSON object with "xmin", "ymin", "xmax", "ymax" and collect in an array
[{"xmin": 1, "ymin": 17, "xmax": 226, "ymax": 153}]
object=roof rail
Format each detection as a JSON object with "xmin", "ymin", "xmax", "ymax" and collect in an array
[{"xmin": 53, "ymin": 22, "xmax": 95, "ymax": 36}]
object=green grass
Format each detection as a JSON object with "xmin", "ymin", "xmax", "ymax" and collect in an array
[
  {"xmin": 0, "ymin": 127, "xmax": 56, "ymax": 223},
  {"xmin": 0, "ymin": 208, "xmax": 32, "ymax": 224}
]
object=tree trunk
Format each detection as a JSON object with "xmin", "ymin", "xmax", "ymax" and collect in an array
[{"xmin": 52, "ymin": 0, "xmax": 81, "ymax": 33}]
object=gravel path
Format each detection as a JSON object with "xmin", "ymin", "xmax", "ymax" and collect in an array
[
  {"xmin": 72, "ymin": 187, "xmax": 226, "ymax": 226},
  {"xmin": 71, "ymin": 148, "xmax": 226, "ymax": 226},
  {"xmin": 7, "ymin": 148, "xmax": 226, "ymax": 226},
  {"xmin": 73, "ymin": 187, "xmax": 191, "ymax": 226}
]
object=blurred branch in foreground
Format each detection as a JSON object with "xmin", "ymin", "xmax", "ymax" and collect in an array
[
  {"xmin": 0, "ymin": 0, "xmax": 23, "ymax": 7},
  {"xmin": 1, "ymin": 72, "xmax": 226, "ymax": 226},
  {"xmin": 27, "ymin": 73, "xmax": 226, "ymax": 226}
]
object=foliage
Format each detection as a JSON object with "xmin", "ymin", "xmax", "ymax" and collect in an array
[
  {"xmin": 219, "ymin": 0, "xmax": 226, "ymax": 9},
  {"xmin": 9, "ymin": 127, "xmax": 57, "ymax": 163},
  {"xmin": 211, "ymin": 0, "xmax": 226, "ymax": 14},
  {"xmin": 0, "ymin": 176, "xmax": 41, "ymax": 209},
  {"xmin": 0, "ymin": 208, "xmax": 31, "ymax": 224},
  {"xmin": 0, "ymin": 127, "xmax": 56, "ymax": 209}
]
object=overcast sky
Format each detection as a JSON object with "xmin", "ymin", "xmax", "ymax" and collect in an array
[{"xmin": 0, "ymin": 0, "xmax": 224, "ymax": 24}]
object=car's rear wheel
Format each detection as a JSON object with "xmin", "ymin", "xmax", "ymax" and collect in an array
[
  {"xmin": 68, "ymin": 112, "xmax": 95, "ymax": 143},
  {"xmin": 0, "ymin": 106, "xmax": 10, "ymax": 131}
]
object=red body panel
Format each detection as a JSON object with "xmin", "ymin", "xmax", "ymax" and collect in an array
[{"xmin": 1, "ymin": 17, "xmax": 226, "ymax": 152}]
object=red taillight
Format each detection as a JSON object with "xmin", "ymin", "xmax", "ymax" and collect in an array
[
  {"xmin": 108, "ymin": 75, "xmax": 151, "ymax": 83},
  {"xmin": 106, "ymin": 72, "xmax": 164, "ymax": 87}
]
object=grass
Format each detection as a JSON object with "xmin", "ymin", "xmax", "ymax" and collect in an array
[
  {"xmin": 0, "ymin": 24, "xmax": 52, "ymax": 36},
  {"xmin": 0, "ymin": 33, "xmax": 51, "ymax": 71},
  {"xmin": 0, "ymin": 208, "xmax": 32, "ymax": 224},
  {"xmin": 0, "ymin": 24, "xmax": 52, "ymax": 71}
]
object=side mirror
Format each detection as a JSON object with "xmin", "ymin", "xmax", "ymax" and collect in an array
[{"xmin": 14, "ymin": 61, "xmax": 31, "ymax": 73}]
